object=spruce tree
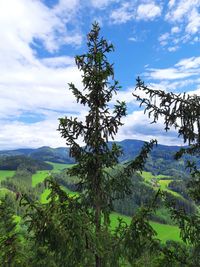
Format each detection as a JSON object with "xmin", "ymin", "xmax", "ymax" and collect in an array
[
  {"xmin": 133, "ymin": 77, "xmax": 200, "ymax": 266},
  {"xmin": 21, "ymin": 23, "xmax": 158, "ymax": 267},
  {"xmin": 58, "ymin": 22, "xmax": 129, "ymax": 266}
]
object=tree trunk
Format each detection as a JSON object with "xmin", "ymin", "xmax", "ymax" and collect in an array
[{"xmin": 95, "ymin": 185, "xmax": 101, "ymax": 267}]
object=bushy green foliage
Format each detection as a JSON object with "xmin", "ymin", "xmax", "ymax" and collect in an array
[
  {"xmin": 0, "ymin": 195, "xmax": 27, "ymax": 267},
  {"xmin": 133, "ymin": 77, "xmax": 200, "ymax": 266}
]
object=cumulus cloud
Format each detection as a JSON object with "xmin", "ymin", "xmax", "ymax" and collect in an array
[
  {"xmin": 0, "ymin": 0, "xmax": 85, "ymax": 149},
  {"xmin": 116, "ymin": 110, "xmax": 183, "ymax": 146},
  {"xmin": 110, "ymin": 2, "xmax": 134, "ymax": 24},
  {"xmin": 110, "ymin": 1, "xmax": 162, "ymax": 24},
  {"xmin": 0, "ymin": 119, "xmax": 65, "ymax": 150},
  {"xmin": 136, "ymin": 3, "xmax": 162, "ymax": 20},
  {"xmin": 0, "ymin": 0, "xmax": 199, "ymax": 149}
]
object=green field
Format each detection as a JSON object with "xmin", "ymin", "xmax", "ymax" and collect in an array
[
  {"xmin": 158, "ymin": 179, "xmax": 181, "ymax": 197},
  {"xmin": 40, "ymin": 189, "xmax": 181, "ymax": 243},
  {"xmin": 110, "ymin": 212, "xmax": 181, "ymax": 243},
  {"xmin": 32, "ymin": 170, "xmax": 50, "ymax": 187},
  {"xmin": 0, "ymin": 170, "xmax": 15, "ymax": 182},
  {"xmin": 46, "ymin": 162, "xmax": 74, "ymax": 172},
  {"xmin": 0, "ymin": 165, "xmax": 182, "ymax": 244},
  {"xmin": 40, "ymin": 186, "xmax": 77, "ymax": 204},
  {"xmin": 32, "ymin": 162, "xmax": 74, "ymax": 187},
  {"xmin": 141, "ymin": 171, "xmax": 170, "ymax": 182},
  {"xmin": 40, "ymin": 188, "xmax": 51, "ymax": 203},
  {"xmin": 141, "ymin": 171, "xmax": 154, "ymax": 182},
  {"xmin": 37, "ymin": 168, "xmax": 181, "ymax": 243},
  {"xmin": 40, "ymin": 180, "xmax": 181, "ymax": 244},
  {"xmin": 141, "ymin": 171, "xmax": 181, "ymax": 198}
]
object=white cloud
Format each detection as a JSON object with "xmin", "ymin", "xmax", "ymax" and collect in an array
[
  {"xmin": 116, "ymin": 110, "xmax": 183, "ymax": 146},
  {"xmin": 159, "ymin": 33, "xmax": 170, "ymax": 42},
  {"xmin": 110, "ymin": 2, "xmax": 134, "ymax": 24},
  {"xmin": 128, "ymin": 37, "xmax": 137, "ymax": 42},
  {"xmin": 186, "ymin": 8, "xmax": 200, "ymax": 34},
  {"xmin": 193, "ymin": 36, "xmax": 200, "ymax": 42},
  {"xmin": 168, "ymin": 46, "xmax": 179, "ymax": 52},
  {"xmin": 145, "ymin": 56, "xmax": 200, "ymax": 80},
  {"xmin": 146, "ymin": 68, "xmax": 196, "ymax": 80},
  {"xmin": 0, "ymin": 119, "xmax": 65, "ymax": 150},
  {"xmin": 0, "ymin": 0, "xmax": 83, "ymax": 108},
  {"xmin": 165, "ymin": 0, "xmax": 199, "ymax": 22},
  {"xmin": 0, "ymin": 0, "xmax": 82, "ymax": 57},
  {"xmin": 175, "ymin": 56, "xmax": 200, "ymax": 70},
  {"xmin": 158, "ymin": 32, "xmax": 170, "ymax": 46},
  {"xmin": 164, "ymin": 0, "xmax": 200, "ymax": 47},
  {"xmin": 41, "ymin": 56, "xmax": 75, "ymax": 68},
  {"xmin": 90, "ymin": 0, "xmax": 117, "ymax": 9},
  {"xmin": 0, "ymin": 64, "xmax": 83, "ymax": 119},
  {"xmin": 171, "ymin": 26, "xmax": 180, "ymax": 33},
  {"xmin": 54, "ymin": 0, "xmax": 79, "ymax": 14},
  {"xmin": 136, "ymin": 3, "xmax": 162, "ymax": 20},
  {"xmin": 0, "ymin": 0, "xmax": 85, "ymax": 149},
  {"xmin": 110, "ymin": 1, "xmax": 162, "ymax": 24},
  {"xmin": 168, "ymin": 0, "xmax": 176, "ymax": 9}
]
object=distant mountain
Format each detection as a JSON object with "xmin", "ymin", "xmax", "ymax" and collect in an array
[
  {"xmin": 0, "ymin": 146, "xmax": 73, "ymax": 164},
  {"xmin": 116, "ymin": 139, "xmax": 185, "ymax": 161},
  {"xmin": 0, "ymin": 139, "xmax": 197, "ymax": 177}
]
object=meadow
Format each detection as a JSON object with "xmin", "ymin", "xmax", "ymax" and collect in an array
[
  {"xmin": 0, "ymin": 163, "xmax": 181, "ymax": 244},
  {"xmin": 37, "ymin": 165, "xmax": 181, "ymax": 243},
  {"xmin": 141, "ymin": 171, "xmax": 182, "ymax": 198},
  {"xmin": 0, "ymin": 170, "xmax": 15, "ymax": 182},
  {"xmin": 110, "ymin": 212, "xmax": 181, "ymax": 243}
]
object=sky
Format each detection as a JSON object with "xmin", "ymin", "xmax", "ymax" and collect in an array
[{"xmin": 0, "ymin": 0, "xmax": 200, "ymax": 150}]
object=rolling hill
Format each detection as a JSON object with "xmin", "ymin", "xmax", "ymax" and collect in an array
[{"xmin": 0, "ymin": 139, "xmax": 197, "ymax": 178}]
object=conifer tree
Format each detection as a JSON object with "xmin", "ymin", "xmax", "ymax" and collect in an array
[
  {"xmin": 133, "ymin": 77, "xmax": 200, "ymax": 266},
  {"xmin": 58, "ymin": 22, "xmax": 129, "ymax": 266},
  {"xmin": 133, "ymin": 77, "xmax": 200, "ymax": 201},
  {"xmin": 21, "ymin": 23, "xmax": 157, "ymax": 267}
]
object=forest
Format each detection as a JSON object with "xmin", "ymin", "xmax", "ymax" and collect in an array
[{"xmin": 0, "ymin": 23, "xmax": 200, "ymax": 267}]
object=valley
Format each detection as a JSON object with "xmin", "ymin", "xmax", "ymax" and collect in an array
[{"xmin": 0, "ymin": 146, "xmax": 189, "ymax": 244}]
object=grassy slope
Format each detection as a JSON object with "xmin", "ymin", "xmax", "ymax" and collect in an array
[
  {"xmin": 32, "ymin": 162, "xmax": 74, "ymax": 187},
  {"xmin": 40, "ymin": 187, "xmax": 77, "ymax": 204},
  {"xmin": 46, "ymin": 162, "xmax": 74, "ymax": 172},
  {"xmin": 0, "ymin": 171, "xmax": 15, "ymax": 198},
  {"xmin": 0, "ymin": 170, "xmax": 15, "ymax": 182},
  {"xmin": 110, "ymin": 212, "xmax": 181, "ymax": 243},
  {"xmin": 38, "ymin": 165, "xmax": 181, "ymax": 243},
  {"xmin": 141, "ymin": 171, "xmax": 181, "ymax": 198},
  {"xmin": 0, "ymin": 164, "xmax": 181, "ymax": 243},
  {"xmin": 32, "ymin": 170, "xmax": 50, "ymax": 187},
  {"xmin": 40, "ymin": 189, "xmax": 181, "ymax": 243}
]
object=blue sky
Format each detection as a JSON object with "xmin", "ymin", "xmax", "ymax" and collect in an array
[{"xmin": 0, "ymin": 0, "xmax": 200, "ymax": 149}]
